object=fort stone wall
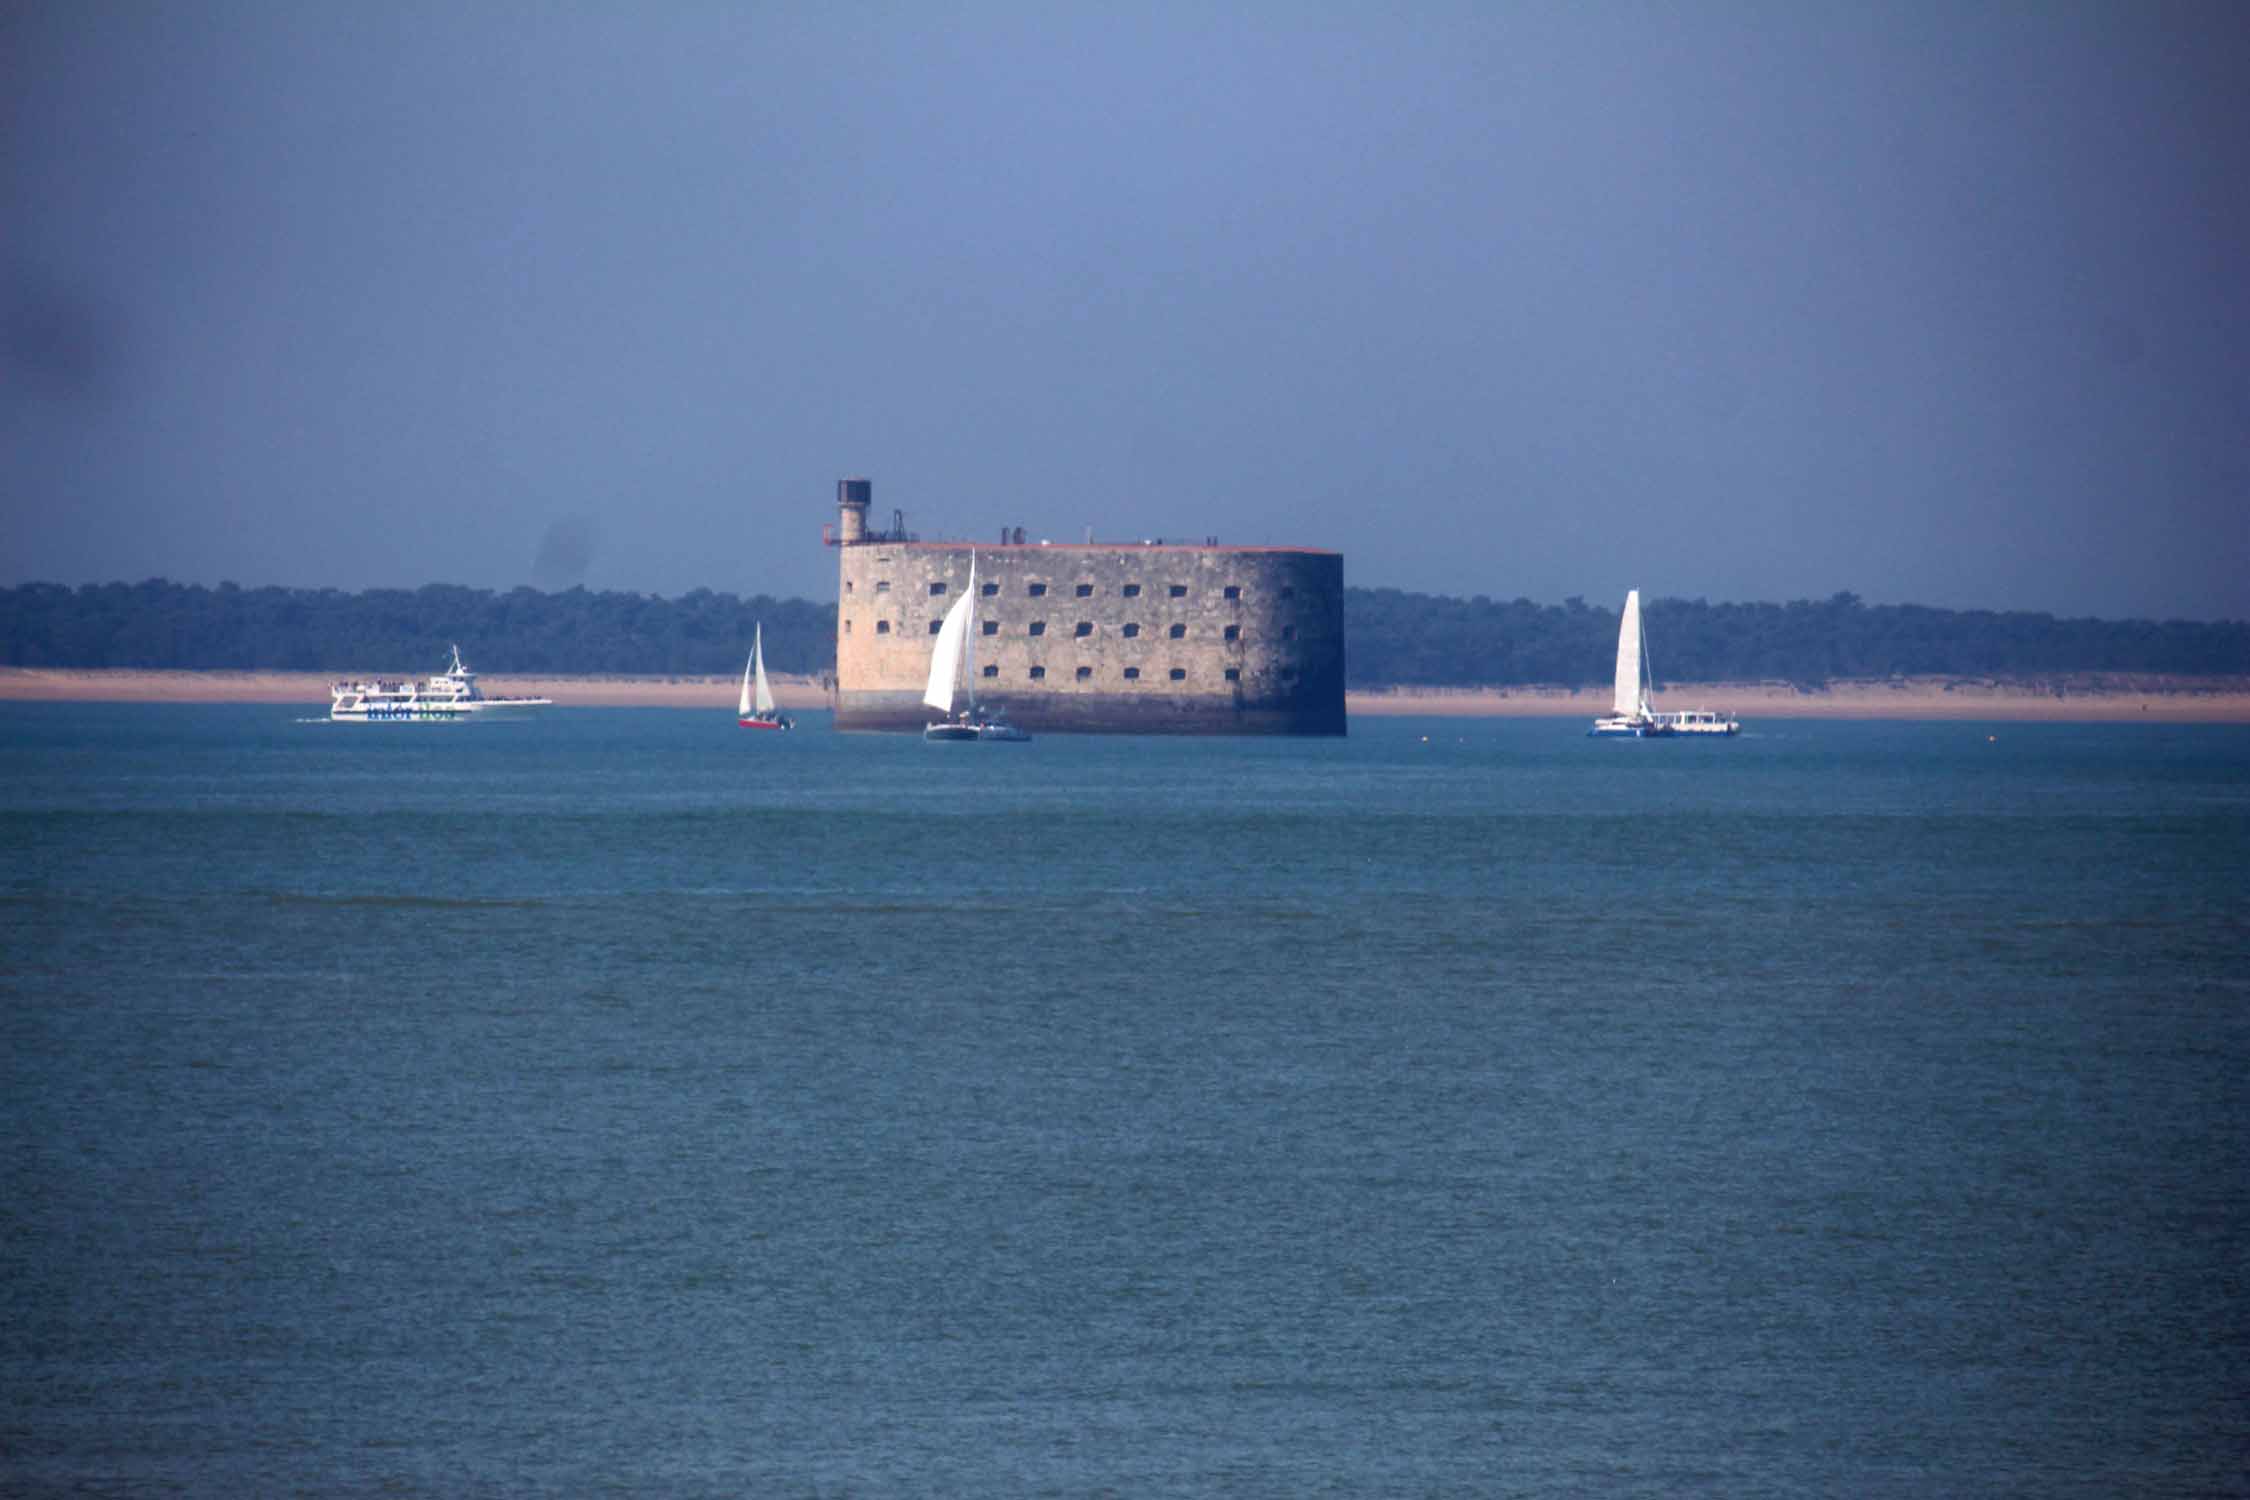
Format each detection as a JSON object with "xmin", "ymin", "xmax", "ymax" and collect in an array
[{"xmin": 833, "ymin": 532, "xmax": 1345, "ymax": 735}]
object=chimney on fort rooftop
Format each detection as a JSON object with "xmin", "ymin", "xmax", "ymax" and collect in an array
[{"xmin": 835, "ymin": 478, "xmax": 872, "ymax": 545}]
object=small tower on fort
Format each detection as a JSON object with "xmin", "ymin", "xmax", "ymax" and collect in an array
[{"xmin": 835, "ymin": 478, "xmax": 872, "ymax": 545}]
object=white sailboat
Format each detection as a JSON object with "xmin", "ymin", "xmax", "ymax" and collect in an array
[
  {"xmin": 1588, "ymin": 590, "xmax": 1739, "ymax": 738},
  {"xmin": 738, "ymin": 623, "xmax": 792, "ymax": 730},
  {"xmin": 923, "ymin": 554, "xmax": 1029, "ymax": 742}
]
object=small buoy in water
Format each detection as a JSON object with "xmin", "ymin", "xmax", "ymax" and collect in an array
[{"xmin": 1987, "ymin": 735, "xmax": 1997, "ymax": 743}]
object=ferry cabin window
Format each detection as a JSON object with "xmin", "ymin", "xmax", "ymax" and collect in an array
[
  {"xmin": 1074, "ymin": 621, "xmax": 1093, "ymax": 637},
  {"xmin": 1223, "ymin": 585, "xmax": 1240, "ymax": 600},
  {"xmin": 1075, "ymin": 665, "xmax": 1093, "ymax": 680},
  {"xmin": 1028, "ymin": 582, "xmax": 1047, "ymax": 597},
  {"xmin": 1169, "ymin": 584, "xmax": 1187, "ymax": 598},
  {"xmin": 1168, "ymin": 668, "xmax": 1186, "ymax": 681},
  {"xmin": 929, "ymin": 620, "xmax": 944, "ymax": 635},
  {"xmin": 876, "ymin": 620, "xmax": 890, "ymax": 634},
  {"xmin": 1223, "ymin": 624, "xmax": 1240, "ymax": 641},
  {"xmin": 1029, "ymin": 666, "xmax": 1046, "ymax": 680},
  {"xmin": 1075, "ymin": 583, "xmax": 1094, "ymax": 597},
  {"xmin": 1167, "ymin": 623, "xmax": 1186, "ymax": 639},
  {"xmin": 981, "ymin": 620, "xmax": 999, "ymax": 635},
  {"xmin": 1224, "ymin": 667, "xmax": 1240, "ymax": 682},
  {"xmin": 930, "ymin": 582, "xmax": 947, "ymax": 596},
  {"xmin": 1121, "ymin": 623, "xmax": 1140, "ymax": 639},
  {"xmin": 1122, "ymin": 667, "xmax": 1140, "ymax": 680},
  {"xmin": 1028, "ymin": 621, "xmax": 1046, "ymax": 636},
  {"xmin": 1122, "ymin": 583, "xmax": 1141, "ymax": 598}
]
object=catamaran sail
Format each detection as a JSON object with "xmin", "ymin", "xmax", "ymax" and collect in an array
[
  {"xmin": 1613, "ymin": 589, "xmax": 1650, "ymax": 720},
  {"xmin": 922, "ymin": 574, "xmax": 978, "ymax": 718},
  {"xmin": 924, "ymin": 555, "xmax": 1028, "ymax": 742}
]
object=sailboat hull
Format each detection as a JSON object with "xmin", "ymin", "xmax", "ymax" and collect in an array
[
  {"xmin": 739, "ymin": 717, "xmax": 791, "ymax": 731},
  {"xmin": 1588, "ymin": 716, "xmax": 1670, "ymax": 738}
]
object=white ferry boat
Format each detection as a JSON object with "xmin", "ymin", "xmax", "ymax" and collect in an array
[{"xmin": 329, "ymin": 645, "xmax": 552, "ymax": 721}]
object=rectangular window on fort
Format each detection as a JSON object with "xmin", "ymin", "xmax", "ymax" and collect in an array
[
  {"xmin": 1168, "ymin": 584, "xmax": 1187, "ymax": 598},
  {"xmin": 1121, "ymin": 623, "xmax": 1140, "ymax": 638},
  {"xmin": 930, "ymin": 582, "xmax": 948, "ymax": 597},
  {"xmin": 1029, "ymin": 666, "xmax": 1046, "ymax": 680},
  {"xmin": 1075, "ymin": 583, "xmax": 1094, "ymax": 598},
  {"xmin": 1223, "ymin": 624, "xmax": 1240, "ymax": 641},
  {"xmin": 981, "ymin": 620, "xmax": 998, "ymax": 635},
  {"xmin": 1028, "ymin": 582, "xmax": 1047, "ymax": 597},
  {"xmin": 1167, "ymin": 623, "xmax": 1185, "ymax": 639},
  {"xmin": 1075, "ymin": 665, "xmax": 1092, "ymax": 681},
  {"xmin": 1074, "ymin": 621, "xmax": 1093, "ymax": 637},
  {"xmin": 1122, "ymin": 583, "xmax": 1141, "ymax": 598},
  {"xmin": 845, "ymin": 581, "xmax": 855, "ymax": 593},
  {"xmin": 1223, "ymin": 585, "xmax": 1240, "ymax": 600},
  {"xmin": 876, "ymin": 620, "xmax": 890, "ymax": 634},
  {"xmin": 981, "ymin": 665, "xmax": 998, "ymax": 678},
  {"xmin": 843, "ymin": 619, "xmax": 852, "ymax": 633},
  {"xmin": 981, "ymin": 582, "xmax": 998, "ymax": 596},
  {"xmin": 1123, "ymin": 667, "xmax": 1140, "ymax": 680},
  {"xmin": 1168, "ymin": 668, "xmax": 1186, "ymax": 681},
  {"xmin": 1224, "ymin": 667, "xmax": 1240, "ymax": 682},
  {"xmin": 1028, "ymin": 621, "xmax": 1046, "ymax": 637},
  {"xmin": 877, "ymin": 581, "xmax": 891, "ymax": 593}
]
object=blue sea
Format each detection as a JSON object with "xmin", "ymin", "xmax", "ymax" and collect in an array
[{"xmin": 3, "ymin": 705, "xmax": 2246, "ymax": 1497}]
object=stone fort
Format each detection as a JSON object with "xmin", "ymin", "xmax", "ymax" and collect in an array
[{"xmin": 827, "ymin": 480, "xmax": 1346, "ymax": 735}]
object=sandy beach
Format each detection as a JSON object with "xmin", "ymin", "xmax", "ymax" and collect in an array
[
  {"xmin": 0, "ymin": 668, "xmax": 833, "ymax": 710},
  {"xmin": 1348, "ymin": 676, "xmax": 2250, "ymax": 723},
  {"xmin": 4, "ymin": 667, "xmax": 2247, "ymax": 721}
]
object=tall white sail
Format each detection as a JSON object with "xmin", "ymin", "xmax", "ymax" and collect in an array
[
  {"xmin": 922, "ymin": 588, "xmax": 975, "ymax": 714},
  {"xmin": 751, "ymin": 623, "xmax": 775, "ymax": 716},
  {"xmin": 1613, "ymin": 590, "xmax": 1646, "ymax": 718}
]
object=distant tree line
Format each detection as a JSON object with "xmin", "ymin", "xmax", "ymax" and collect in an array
[
  {"xmin": 0, "ymin": 580, "xmax": 837, "ymax": 678},
  {"xmin": 3, "ymin": 579, "xmax": 2245, "ymax": 685},
  {"xmin": 1344, "ymin": 589, "xmax": 2250, "ymax": 686}
]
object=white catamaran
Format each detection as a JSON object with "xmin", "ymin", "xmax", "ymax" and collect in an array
[
  {"xmin": 329, "ymin": 645, "xmax": 551, "ymax": 721},
  {"xmin": 1588, "ymin": 590, "xmax": 1739, "ymax": 738},
  {"xmin": 738, "ymin": 623, "xmax": 792, "ymax": 730},
  {"xmin": 923, "ymin": 554, "xmax": 1029, "ymax": 742}
]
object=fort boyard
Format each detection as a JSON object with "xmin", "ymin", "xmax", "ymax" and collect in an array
[{"xmin": 826, "ymin": 479, "xmax": 1347, "ymax": 735}]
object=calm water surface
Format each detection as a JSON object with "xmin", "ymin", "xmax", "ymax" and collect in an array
[{"xmin": 4, "ymin": 706, "xmax": 2247, "ymax": 1496}]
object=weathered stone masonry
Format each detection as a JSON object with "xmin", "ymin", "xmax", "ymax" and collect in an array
[{"xmin": 828, "ymin": 482, "xmax": 1346, "ymax": 735}]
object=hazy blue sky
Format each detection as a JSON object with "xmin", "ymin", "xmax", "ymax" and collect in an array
[{"xmin": 6, "ymin": 1, "xmax": 2246, "ymax": 618}]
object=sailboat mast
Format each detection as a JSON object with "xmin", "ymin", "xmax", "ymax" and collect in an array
[
  {"xmin": 963, "ymin": 553, "xmax": 978, "ymax": 713},
  {"xmin": 1638, "ymin": 603, "xmax": 1656, "ymax": 716}
]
